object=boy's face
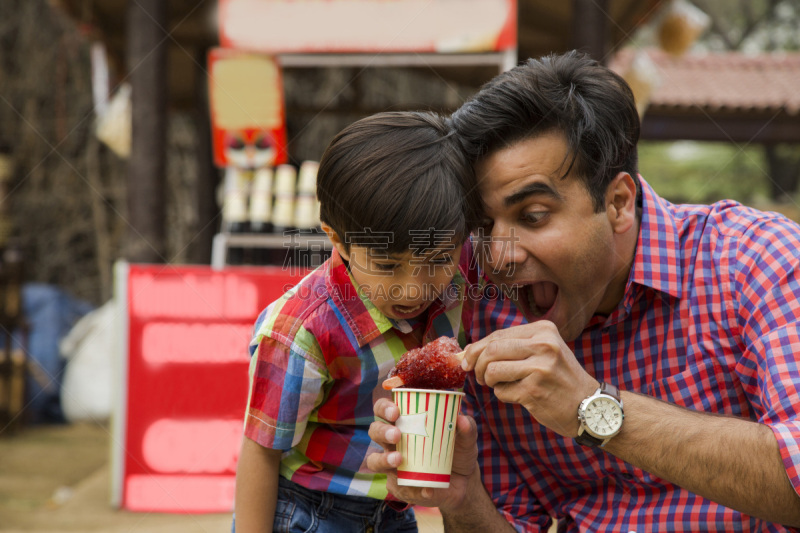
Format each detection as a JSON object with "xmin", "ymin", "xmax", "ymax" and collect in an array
[{"xmin": 325, "ymin": 229, "xmax": 463, "ymax": 320}]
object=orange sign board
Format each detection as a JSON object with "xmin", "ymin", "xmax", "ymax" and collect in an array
[
  {"xmin": 219, "ymin": 0, "xmax": 517, "ymax": 54},
  {"xmin": 207, "ymin": 48, "xmax": 289, "ymax": 168}
]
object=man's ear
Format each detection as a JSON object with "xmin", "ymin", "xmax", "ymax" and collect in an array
[
  {"xmin": 321, "ymin": 222, "xmax": 350, "ymax": 261},
  {"xmin": 605, "ymin": 172, "xmax": 637, "ymax": 234}
]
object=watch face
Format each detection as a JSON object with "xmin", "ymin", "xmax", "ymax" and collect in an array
[{"xmin": 584, "ymin": 396, "xmax": 623, "ymax": 437}]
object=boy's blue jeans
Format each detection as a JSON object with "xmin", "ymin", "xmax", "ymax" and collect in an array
[{"xmin": 232, "ymin": 476, "xmax": 418, "ymax": 532}]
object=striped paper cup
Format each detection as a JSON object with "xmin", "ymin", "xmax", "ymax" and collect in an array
[{"xmin": 392, "ymin": 388, "xmax": 464, "ymax": 488}]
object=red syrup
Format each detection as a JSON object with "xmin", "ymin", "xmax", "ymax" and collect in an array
[{"xmin": 388, "ymin": 336, "xmax": 467, "ymax": 390}]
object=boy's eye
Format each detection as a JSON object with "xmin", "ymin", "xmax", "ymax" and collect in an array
[
  {"xmin": 428, "ymin": 254, "xmax": 453, "ymax": 265},
  {"xmin": 374, "ymin": 263, "xmax": 399, "ymax": 271}
]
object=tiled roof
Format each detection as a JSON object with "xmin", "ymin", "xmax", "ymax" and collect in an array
[{"xmin": 609, "ymin": 48, "xmax": 800, "ymax": 116}]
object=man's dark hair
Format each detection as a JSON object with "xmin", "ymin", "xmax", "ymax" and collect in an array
[
  {"xmin": 451, "ymin": 50, "xmax": 641, "ymax": 211},
  {"xmin": 317, "ymin": 111, "xmax": 480, "ymax": 254}
]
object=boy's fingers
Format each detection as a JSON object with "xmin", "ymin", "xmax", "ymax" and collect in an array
[
  {"xmin": 366, "ymin": 449, "xmax": 402, "ymax": 473},
  {"xmin": 374, "ymin": 398, "xmax": 399, "ymax": 421},
  {"xmin": 368, "ymin": 419, "xmax": 401, "ymax": 447}
]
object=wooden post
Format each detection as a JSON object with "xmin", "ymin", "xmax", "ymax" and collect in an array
[
  {"xmin": 125, "ymin": 0, "xmax": 167, "ymax": 262},
  {"xmin": 571, "ymin": 0, "xmax": 611, "ymax": 64},
  {"xmin": 189, "ymin": 47, "xmax": 219, "ymax": 265},
  {"xmin": 765, "ymin": 143, "xmax": 800, "ymax": 202}
]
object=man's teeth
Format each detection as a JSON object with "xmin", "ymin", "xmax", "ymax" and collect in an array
[{"xmin": 526, "ymin": 285, "xmax": 542, "ymax": 317}]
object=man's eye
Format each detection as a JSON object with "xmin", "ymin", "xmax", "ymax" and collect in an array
[
  {"xmin": 523, "ymin": 211, "xmax": 547, "ymax": 224},
  {"xmin": 477, "ymin": 218, "xmax": 494, "ymax": 236}
]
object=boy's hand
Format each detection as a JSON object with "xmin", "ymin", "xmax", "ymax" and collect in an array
[{"xmin": 367, "ymin": 398, "xmax": 479, "ymax": 513}]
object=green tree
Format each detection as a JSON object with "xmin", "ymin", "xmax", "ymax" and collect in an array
[
  {"xmin": 689, "ymin": 0, "xmax": 800, "ymax": 201},
  {"xmin": 689, "ymin": 0, "xmax": 799, "ymax": 52}
]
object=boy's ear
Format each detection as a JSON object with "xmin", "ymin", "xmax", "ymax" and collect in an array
[{"xmin": 321, "ymin": 222, "xmax": 350, "ymax": 261}]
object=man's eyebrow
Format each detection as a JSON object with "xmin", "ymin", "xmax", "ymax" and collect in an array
[{"xmin": 504, "ymin": 182, "xmax": 563, "ymax": 207}]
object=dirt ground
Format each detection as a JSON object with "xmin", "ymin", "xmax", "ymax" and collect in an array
[{"xmin": 0, "ymin": 422, "xmax": 444, "ymax": 532}]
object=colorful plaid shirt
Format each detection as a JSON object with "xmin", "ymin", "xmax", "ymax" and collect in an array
[
  {"xmin": 462, "ymin": 178, "xmax": 800, "ymax": 532},
  {"xmin": 244, "ymin": 249, "xmax": 470, "ymax": 499}
]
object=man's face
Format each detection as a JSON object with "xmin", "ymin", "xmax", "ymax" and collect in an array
[{"xmin": 474, "ymin": 132, "xmax": 634, "ymax": 342}]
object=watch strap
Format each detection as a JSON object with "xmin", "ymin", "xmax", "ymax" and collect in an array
[
  {"xmin": 575, "ymin": 429, "xmax": 604, "ymax": 447},
  {"xmin": 601, "ymin": 382, "xmax": 621, "ymax": 401}
]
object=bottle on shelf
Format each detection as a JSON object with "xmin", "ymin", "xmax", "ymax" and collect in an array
[
  {"xmin": 249, "ymin": 166, "xmax": 274, "ymax": 235},
  {"xmin": 221, "ymin": 166, "xmax": 250, "ymax": 234},
  {"xmin": 294, "ymin": 160, "xmax": 321, "ymax": 233},
  {"xmin": 271, "ymin": 164, "xmax": 297, "ymax": 235},
  {"xmin": 293, "ymin": 160, "xmax": 327, "ymax": 270},
  {"xmin": 248, "ymin": 166, "xmax": 274, "ymax": 264},
  {"xmin": 271, "ymin": 164, "xmax": 297, "ymax": 267},
  {"xmin": 221, "ymin": 166, "xmax": 250, "ymax": 264}
]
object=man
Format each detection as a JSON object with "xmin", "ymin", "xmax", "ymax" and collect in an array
[{"xmin": 367, "ymin": 50, "xmax": 800, "ymax": 531}]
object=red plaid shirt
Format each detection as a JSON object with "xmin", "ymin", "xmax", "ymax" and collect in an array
[{"xmin": 463, "ymin": 178, "xmax": 800, "ymax": 532}]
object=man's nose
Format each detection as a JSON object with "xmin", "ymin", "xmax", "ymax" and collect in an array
[{"xmin": 486, "ymin": 223, "xmax": 523, "ymax": 273}]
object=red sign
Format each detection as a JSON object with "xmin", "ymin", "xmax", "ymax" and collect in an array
[
  {"xmin": 111, "ymin": 263, "xmax": 307, "ymax": 513},
  {"xmin": 219, "ymin": 0, "xmax": 517, "ymax": 54}
]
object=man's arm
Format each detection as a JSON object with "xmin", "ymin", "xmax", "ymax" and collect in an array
[
  {"xmin": 439, "ymin": 469, "xmax": 518, "ymax": 532},
  {"xmin": 607, "ymin": 392, "xmax": 800, "ymax": 527},
  {"xmin": 463, "ymin": 321, "xmax": 800, "ymax": 528},
  {"xmin": 234, "ymin": 437, "xmax": 282, "ymax": 533},
  {"xmin": 367, "ymin": 399, "xmax": 517, "ymax": 532}
]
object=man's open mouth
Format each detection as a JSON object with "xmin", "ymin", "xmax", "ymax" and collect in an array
[{"xmin": 517, "ymin": 281, "xmax": 559, "ymax": 319}]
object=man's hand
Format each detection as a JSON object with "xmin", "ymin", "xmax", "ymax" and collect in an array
[
  {"xmin": 461, "ymin": 320, "xmax": 599, "ymax": 438},
  {"xmin": 367, "ymin": 398, "xmax": 479, "ymax": 513}
]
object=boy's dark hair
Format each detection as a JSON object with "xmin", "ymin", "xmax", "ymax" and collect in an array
[
  {"xmin": 317, "ymin": 111, "xmax": 479, "ymax": 255},
  {"xmin": 450, "ymin": 50, "xmax": 641, "ymax": 212}
]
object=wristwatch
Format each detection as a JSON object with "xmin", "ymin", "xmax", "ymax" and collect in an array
[{"xmin": 576, "ymin": 382, "xmax": 624, "ymax": 448}]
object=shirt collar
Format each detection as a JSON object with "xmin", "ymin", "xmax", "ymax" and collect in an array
[
  {"xmin": 325, "ymin": 248, "xmax": 466, "ymax": 347},
  {"xmin": 627, "ymin": 176, "xmax": 683, "ymax": 301}
]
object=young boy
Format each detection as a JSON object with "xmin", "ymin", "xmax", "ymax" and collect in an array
[{"xmin": 233, "ymin": 111, "xmax": 479, "ymax": 532}]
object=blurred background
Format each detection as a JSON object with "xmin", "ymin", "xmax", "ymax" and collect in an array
[{"xmin": 0, "ymin": 0, "xmax": 798, "ymax": 531}]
